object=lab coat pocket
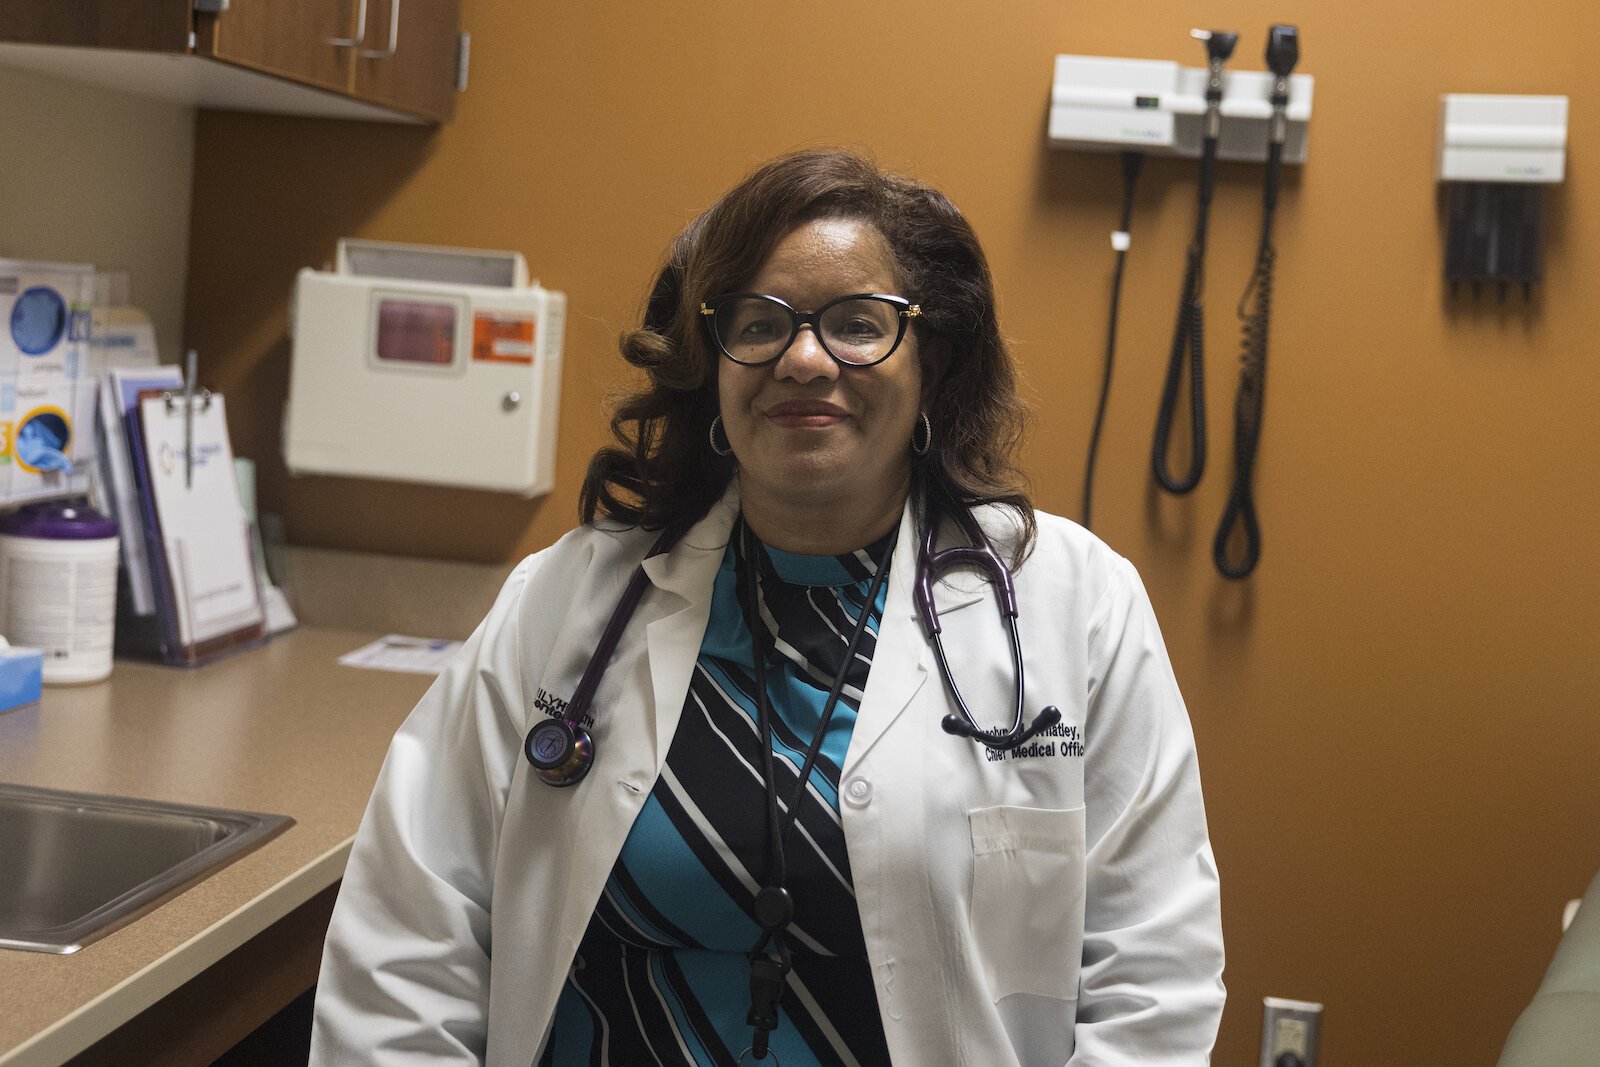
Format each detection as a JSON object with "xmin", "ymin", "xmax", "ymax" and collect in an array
[{"xmin": 968, "ymin": 804, "xmax": 1087, "ymax": 1002}]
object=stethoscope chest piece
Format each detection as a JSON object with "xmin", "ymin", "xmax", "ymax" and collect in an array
[{"xmin": 524, "ymin": 717, "xmax": 594, "ymax": 788}]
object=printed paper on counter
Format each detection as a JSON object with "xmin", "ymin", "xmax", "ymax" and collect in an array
[{"xmin": 339, "ymin": 634, "xmax": 463, "ymax": 675}]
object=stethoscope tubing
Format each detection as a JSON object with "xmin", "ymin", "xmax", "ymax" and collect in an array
[
  {"xmin": 916, "ymin": 500, "xmax": 1060, "ymax": 750},
  {"xmin": 523, "ymin": 527, "xmax": 679, "ymax": 786},
  {"xmin": 569, "ymin": 527, "xmax": 679, "ymax": 720},
  {"xmin": 526, "ymin": 499, "xmax": 1062, "ymax": 786}
]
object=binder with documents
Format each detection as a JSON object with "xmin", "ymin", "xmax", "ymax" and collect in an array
[
  {"xmin": 100, "ymin": 365, "xmax": 183, "ymax": 616},
  {"xmin": 127, "ymin": 390, "xmax": 265, "ymax": 666}
]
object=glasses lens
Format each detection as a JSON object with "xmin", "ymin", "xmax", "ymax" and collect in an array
[
  {"xmin": 819, "ymin": 298, "xmax": 902, "ymax": 365},
  {"xmin": 714, "ymin": 297, "xmax": 792, "ymax": 364}
]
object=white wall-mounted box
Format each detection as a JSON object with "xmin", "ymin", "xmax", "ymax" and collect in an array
[
  {"xmin": 284, "ymin": 241, "xmax": 565, "ymax": 498},
  {"xmin": 1437, "ymin": 94, "xmax": 1568, "ymax": 183}
]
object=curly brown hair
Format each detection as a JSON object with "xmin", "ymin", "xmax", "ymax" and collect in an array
[{"xmin": 580, "ymin": 149, "xmax": 1034, "ymax": 556}]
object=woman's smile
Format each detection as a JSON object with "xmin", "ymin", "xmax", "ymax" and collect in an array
[{"xmin": 763, "ymin": 398, "xmax": 849, "ymax": 428}]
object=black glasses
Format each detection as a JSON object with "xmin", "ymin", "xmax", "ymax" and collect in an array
[{"xmin": 700, "ymin": 293, "xmax": 922, "ymax": 368}]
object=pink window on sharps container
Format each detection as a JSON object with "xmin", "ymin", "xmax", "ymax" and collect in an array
[{"xmin": 374, "ymin": 298, "xmax": 457, "ymax": 365}]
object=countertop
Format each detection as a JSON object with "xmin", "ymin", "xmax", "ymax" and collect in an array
[{"xmin": 0, "ymin": 628, "xmax": 435, "ymax": 1066}]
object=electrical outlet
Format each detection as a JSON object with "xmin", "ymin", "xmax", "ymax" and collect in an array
[{"xmin": 1259, "ymin": 996, "xmax": 1323, "ymax": 1067}]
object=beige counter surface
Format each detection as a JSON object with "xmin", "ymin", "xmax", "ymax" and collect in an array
[{"xmin": 0, "ymin": 628, "xmax": 435, "ymax": 1066}]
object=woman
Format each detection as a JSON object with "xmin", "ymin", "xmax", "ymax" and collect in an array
[{"xmin": 311, "ymin": 150, "xmax": 1224, "ymax": 1066}]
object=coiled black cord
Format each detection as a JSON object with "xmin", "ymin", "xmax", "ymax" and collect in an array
[
  {"xmin": 1215, "ymin": 24, "xmax": 1299, "ymax": 579},
  {"xmin": 1213, "ymin": 140, "xmax": 1282, "ymax": 579},
  {"xmin": 1081, "ymin": 151, "xmax": 1145, "ymax": 530}
]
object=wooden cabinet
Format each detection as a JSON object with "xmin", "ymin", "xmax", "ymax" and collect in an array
[
  {"xmin": 195, "ymin": 0, "xmax": 355, "ymax": 97},
  {"xmin": 0, "ymin": 0, "xmax": 462, "ymax": 124},
  {"xmin": 346, "ymin": 0, "xmax": 461, "ymax": 122},
  {"xmin": 0, "ymin": 3, "xmax": 191, "ymax": 52}
]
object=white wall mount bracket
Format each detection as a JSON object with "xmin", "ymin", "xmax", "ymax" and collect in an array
[{"xmin": 1048, "ymin": 54, "xmax": 1314, "ymax": 164}]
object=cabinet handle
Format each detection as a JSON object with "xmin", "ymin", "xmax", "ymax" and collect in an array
[
  {"xmin": 327, "ymin": 0, "xmax": 368, "ymax": 47},
  {"xmin": 360, "ymin": 0, "xmax": 401, "ymax": 59}
]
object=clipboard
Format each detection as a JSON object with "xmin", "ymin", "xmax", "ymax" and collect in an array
[{"xmin": 132, "ymin": 389, "xmax": 265, "ymax": 665}]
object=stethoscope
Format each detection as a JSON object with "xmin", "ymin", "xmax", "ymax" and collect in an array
[
  {"xmin": 521, "ymin": 496, "xmax": 1061, "ymax": 1062},
  {"xmin": 914, "ymin": 498, "xmax": 1062, "ymax": 748},
  {"xmin": 522, "ymin": 496, "xmax": 1061, "ymax": 789}
]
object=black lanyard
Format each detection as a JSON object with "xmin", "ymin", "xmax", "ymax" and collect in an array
[{"xmin": 736, "ymin": 519, "xmax": 895, "ymax": 1062}]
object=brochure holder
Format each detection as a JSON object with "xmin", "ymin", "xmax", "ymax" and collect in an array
[{"xmin": 109, "ymin": 382, "xmax": 265, "ymax": 666}]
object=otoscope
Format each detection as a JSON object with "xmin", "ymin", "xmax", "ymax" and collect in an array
[
  {"xmin": 1214, "ymin": 24, "xmax": 1299, "ymax": 580},
  {"xmin": 1151, "ymin": 27, "xmax": 1238, "ymax": 495}
]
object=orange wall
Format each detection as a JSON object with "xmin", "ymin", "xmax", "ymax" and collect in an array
[{"xmin": 185, "ymin": 1, "xmax": 1600, "ymax": 1062}]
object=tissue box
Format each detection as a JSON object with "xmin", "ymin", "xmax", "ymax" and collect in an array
[{"xmin": 0, "ymin": 643, "xmax": 43, "ymax": 711}]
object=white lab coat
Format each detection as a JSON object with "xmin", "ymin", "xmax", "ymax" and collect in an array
[{"xmin": 311, "ymin": 487, "xmax": 1225, "ymax": 1066}]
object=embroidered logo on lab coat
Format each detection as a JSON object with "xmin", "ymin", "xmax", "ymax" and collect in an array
[
  {"xmin": 984, "ymin": 722, "xmax": 1085, "ymax": 763},
  {"xmin": 535, "ymin": 687, "xmax": 571, "ymax": 718}
]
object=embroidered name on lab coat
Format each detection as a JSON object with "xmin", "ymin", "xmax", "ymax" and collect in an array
[
  {"xmin": 534, "ymin": 687, "xmax": 597, "ymax": 729},
  {"xmin": 534, "ymin": 687, "xmax": 569, "ymax": 716},
  {"xmin": 984, "ymin": 722, "xmax": 1085, "ymax": 763}
]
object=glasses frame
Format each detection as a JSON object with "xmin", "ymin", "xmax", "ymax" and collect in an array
[{"xmin": 699, "ymin": 292, "xmax": 923, "ymax": 369}]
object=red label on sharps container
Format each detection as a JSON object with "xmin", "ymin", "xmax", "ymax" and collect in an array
[{"xmin": 472, "ymin": 311, "xmax": 536, "ymax": 364}]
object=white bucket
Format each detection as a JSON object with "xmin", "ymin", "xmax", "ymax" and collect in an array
[{"xmin": 0, "ymin": 527, "xmax": 120, "ymax": 684}]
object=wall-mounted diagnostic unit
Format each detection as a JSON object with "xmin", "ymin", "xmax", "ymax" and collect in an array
[
  {"xmin": 1048, "ymin": 52, "xmax": 1313, "ymax": 162},
  {"xmin": 284, "ymin": 239, "xmax": 566, "ymax": 496},
  {"xmin": 1437, "ymin": 94, "xmax": 1568, "ymax": 300},
  {"xmin": 1048, "ymin": 30, "xmax": 1309, "ymax": 580}
]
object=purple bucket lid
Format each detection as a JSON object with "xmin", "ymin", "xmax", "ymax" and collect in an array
[{"xmin": 0, "ymin": 500, "xmax": 118, "ymax": 540}]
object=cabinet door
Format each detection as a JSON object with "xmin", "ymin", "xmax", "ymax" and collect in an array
[
  {"xmin": 350, "ymin": 0, "xmax": 459, "ymax": 122},
  {"xmin": 0, "ymin": 1, "xmax": 190, "ymax": 51},
  {"xmin": 195, "ymin": 0, "xmax": 354, "ymax": 96}
]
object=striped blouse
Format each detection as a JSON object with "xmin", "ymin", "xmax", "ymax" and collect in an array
[{"xmin": 541, "ymin": 528, "xmax": 895, "ymax": 1065}]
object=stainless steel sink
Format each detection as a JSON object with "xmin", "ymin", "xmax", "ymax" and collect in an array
[{"xmin": 0, "ymin": 783, "xmax": 292, "ymax": 954}]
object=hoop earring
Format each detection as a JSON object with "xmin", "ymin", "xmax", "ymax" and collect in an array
[
  {"xmin": 911, "ymin": 412, "xmax": 933, "ymax": 456},
  {"xmin": 709, "ymin": 415, "xmax": 734, "ymax": 457}
]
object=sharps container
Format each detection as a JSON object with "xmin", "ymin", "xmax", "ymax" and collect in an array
[{"xmin": 0, "ymin": 501, "xmax": 119, "ymax": 684}]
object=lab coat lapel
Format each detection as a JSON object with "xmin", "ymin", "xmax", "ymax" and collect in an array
[
  {"xmin": 844, "ymin": 498, "xmax": 985, "ymax": 775},
  {"xmin": 514, "ymin": 504, "xmax": 734, "ymax": 1067},
  {"xmin": 640, "ymin": 489, "xmax": 739, "ymax": 766}
]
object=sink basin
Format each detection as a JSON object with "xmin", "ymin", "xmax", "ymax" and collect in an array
[{"xmin": 0, "ymin": 783, "xmax": 293, "ymax": 954}]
